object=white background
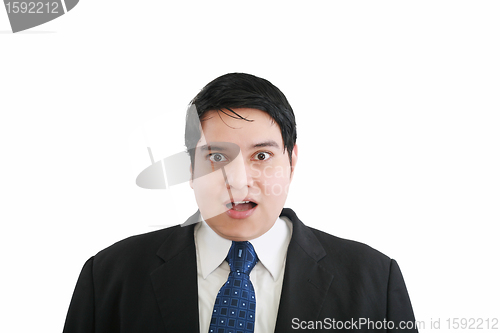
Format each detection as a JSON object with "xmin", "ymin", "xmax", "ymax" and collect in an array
[{"xmin": 1, "ymin": 1, "xmax": 499, "ymax": 332}]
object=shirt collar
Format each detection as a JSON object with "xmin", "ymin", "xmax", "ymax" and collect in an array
[{"xmin": 195, "ymin": 216, "xmax": 292, "ymax": 281}]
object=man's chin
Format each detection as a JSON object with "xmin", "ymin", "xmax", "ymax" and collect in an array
[{"xmin": 204, "ymin": 218, "xmax": 258, "ymax": 241}]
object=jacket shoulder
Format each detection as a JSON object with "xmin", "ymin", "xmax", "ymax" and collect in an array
[
  {"xmin": 281, "ymin": 208, "xmax": 391, "ymax": 269},
  {"xmin": 92, "ymin": 224, "xmax": 189, "ymax": 273},
  {"xmin": 101, "ymin": 225, "xmax": 179, "ymax": 253},
  {"xmin": 308, "ymin": 226, "xmax": 392, "ymax": 272},
  {"xmin": 93, "ymin": 211, "xmax": 200, "ymax": 262}
]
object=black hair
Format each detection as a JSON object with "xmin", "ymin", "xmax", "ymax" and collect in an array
[{"xmin": 185, "ymin": 73, "xmax": 297, "ymax": 166}]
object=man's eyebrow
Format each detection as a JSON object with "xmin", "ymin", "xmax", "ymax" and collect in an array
[
  {"xmin": 199, "ymin": 144, "xmax": 228, "ymax": 151},
  {"xmin": 251, "ymin": 140, "xmax": 280, "ymax": 149},
  {"xmin": 199, "ymin": 140, "xmax": 281, "ymax": 151}
]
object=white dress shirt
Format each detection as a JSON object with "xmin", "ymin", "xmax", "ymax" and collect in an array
[{"xmin": 194, "ymin": 216, "xmax": 292, "ymax": 333}]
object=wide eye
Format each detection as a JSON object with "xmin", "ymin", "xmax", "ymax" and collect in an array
[
  {"xmin": 209, "ymin": 153, "xmax": 228, "ymax": 163},
  {"xmin": 254, "ymin": 152, "xmax": 271, "ymax": 161}
]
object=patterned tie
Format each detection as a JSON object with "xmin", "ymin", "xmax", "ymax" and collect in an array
[{"xmin": 209, "ymin": 241, "xmax": 259, "ymax": 333}]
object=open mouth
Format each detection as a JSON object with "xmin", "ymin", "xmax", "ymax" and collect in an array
[{"xmin": 226, "ymin": 201, "xmax": 258, "ymax": 212}]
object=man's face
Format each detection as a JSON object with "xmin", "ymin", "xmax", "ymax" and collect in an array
[{"xmin": 190, "ymin": 108, "xmax": 298, "ymax": 241}]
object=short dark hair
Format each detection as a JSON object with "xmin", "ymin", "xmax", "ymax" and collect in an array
[{"xmin": 185, "ymin": 73, "xmax": 297, "ymax": 166}]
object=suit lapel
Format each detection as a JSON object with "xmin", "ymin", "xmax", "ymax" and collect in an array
[
  {"xmin": 274, "ymin": 209, "xmax": 334, "ymax": 331},
  {"xmin": 150, "ymin": 212, "xmax": 201, "ymax": 332}
]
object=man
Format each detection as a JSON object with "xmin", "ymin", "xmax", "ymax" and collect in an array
[{"xmin": 63, "ymin": 73, "xmax": 418, "ymax": 332}]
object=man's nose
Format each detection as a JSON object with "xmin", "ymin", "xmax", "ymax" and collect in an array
[{"xmin": 223, "ymin": 153, "xmax": 253, "ymax": 191}]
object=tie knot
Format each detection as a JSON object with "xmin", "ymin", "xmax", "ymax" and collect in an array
[{"xmin": 226, "ymin": 241, "xmax": 259, "ymax": 275}]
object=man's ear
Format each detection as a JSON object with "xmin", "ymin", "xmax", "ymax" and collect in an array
[
  {"xmin": 189, "ymin": 164, "xmax": 194, "ymax": 189},
  {"xmin": 290, "ymin": 144, "xmax": 298, "ymax": 180}
]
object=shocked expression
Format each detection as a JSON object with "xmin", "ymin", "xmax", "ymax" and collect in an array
[{"xmin": 190, "ymin": 108, "xmax": 298, "ymax": 241}]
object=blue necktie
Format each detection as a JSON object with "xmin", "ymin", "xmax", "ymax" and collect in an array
[{"xmin": 209, "ymin": 241, "xmax": 259, "ymax": 333}]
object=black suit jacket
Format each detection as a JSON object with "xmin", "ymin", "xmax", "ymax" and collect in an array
[{"xmin": 63, "ymin": 208, "xmax": 417, "ymax": 332}]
